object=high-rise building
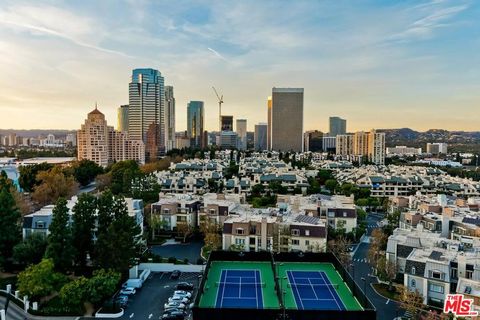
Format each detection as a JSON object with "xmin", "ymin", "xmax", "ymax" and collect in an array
[
  {"xmin": 77, "ymin": 106, "xmax": 110, "ymax": 167},
  {"xmin": 221, "ymin": 115, "xmax": 234, "ymax": 131},
  {"xmin": 270, "ymin": 88, "xmax": 304, "ymax": 152},
  {"xmin": 128, "ymin": 68, "xmax": 165, "ymax": 151},
  {"xmin": 145, "ymin": 123, "xmax": 161, "ymax": 162},
  {"xmin": 267, "ymin": 96, "xmax": 272, "ymax": 150},
  {"xmin": 304, "ymin": 130, "xmax": 323, "ymax": 152},
  {"xmin": 219, "ymin": 131, "xmax": 238, "ymax": 149},
  {"xmin": 236, "ymin": 119, "xmax": 247, "ymax": 150},
  {"xmin": 353, "ymin": 131, "xmax": 369, "ymax": 156},
  {"xmin": 117, "ymin": 105, "xmax": 129, "ymax": 132},
  {"xmin": 8, "ymin": 133, "xmax": 16, "ymax": 146},
  {"xmin": 254, "ymin": 123, "xmax": 268, "ymax": 151},
  {"xmin": 336, "ymin": 134, "xmax": 354, "ymax": 156},
  {"xmin": 329, "ymin": 117, "xmax": 347, "ymax": 137},
  {"xmin": 66, "ymin": 133, "xmax": 77, "ymax": 147},
  {"xmin": 78, "ymin": 105, "xmax": 145, "ymax": 167},
  {"xmin": 368, "ymin": 130, "xmax": 385, "ymax": 165},
  {"xmin": 187, "ymin": 101, "xmax": 204, "ymax": 149},
  {"xmin": 175, "ymin": 131, "xmax": 191, "ymax": 149},
  {"xmin": 165, "ymin": 86, "xmax": 175, "ymax": 152}
]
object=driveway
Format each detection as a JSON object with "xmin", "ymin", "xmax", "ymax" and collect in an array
[{"xmin": 151, "ymin": 240, "xmax": 204, "ymax": 264}]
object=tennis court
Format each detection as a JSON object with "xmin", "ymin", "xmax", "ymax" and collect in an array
[
  {"xmin": 287, "ymin": 270, "xmax": 345, "ymax": 310},
  {"xmin": 215, "ymin": 269, "xmax": 263, "ymax": 308},
  {"xmin": 278, "ymin": 262, "xmax": 363, "ymax": 311},
  {"xmin": 198, "ymin": 261, "xmax": 279, "ymax": 309}
]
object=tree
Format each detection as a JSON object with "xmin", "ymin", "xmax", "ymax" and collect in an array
[
  {"xmin": 45, "ymin": 198, "xmax": 75, "ymax": 271},
  {"xmin": 13, "ymin": 233, "xmax": 47, "ymax": 267},
  {"xmin": 17, "ymin": 259, "xmax": 67, "ymax": 301},
  {"xmin": 18, "ymin": 162, "xmax": 53, "ymax": 192},
  {"xmin": 327, "ymin": 235, "xmax": 351, "ymax": 266},
  {"xmin": 73, "ymin": 160, "xmax": 103, "ymax": 187},
  {"xmin": 95, "ymin": 173, "xmax": 112, "ymax": 192},
  {"xmin": 368, "ymin": 228, "xmax": 388, "ymax": 272},
  {"xmin": 32, "ymin": 167, "xmax": 78, "ymax": 206},
  {"xmin": 109, "ymin": 160, "xmax": 142, "ymax": 195},
  {"xmin": 399, "ymin": 286, "xmax": 424, "ymax": 319},
  {"xmin": 176, "ymin": 223, "xmax": 192, "ymax": 243},
  {"xmin": 0, "ymin": 171, "xmax": 21, "ymax": 268},
  {"xmin": 72, "ymin": 193, "xmax": 97, "ymax": 270},
  {"xmin": 94, "ymin": 196, "xmax": 141, "ymax": 272},
  {"xmin": 325, "ymin": 179, "xmax": 339, "ymax": 193}
]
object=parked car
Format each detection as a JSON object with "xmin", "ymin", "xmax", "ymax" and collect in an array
[
  {"xmin": 176, "ymin": 282, "xmax": 194, "ymax": 291},
  {"xmin": 120, "ymin": 287, "xmax": 136, "ymax": 295},
  {"xmin": 173, "ymin": 290, "xmax": 192, "ymax": 299},
  {"xmin": 170, "ymin": 270, "xmax": 181, "ymax": 280},
  {"xmin": 164, "ymin": 301, "xmax": 186, "ymax": 309},
  {"xmin": 123, "ymin": 278, "xmax": 143, "ymax": 289},
  {"xmin": 163, "ymin": 309, "xmax": 186, "ymax": 316},
  {"xmin": 168, "ymin": 296, "xmax": 189, "ymax": 304},
  {"xmin": 115, "ymin": 295, "xmax": 128, "ymax": 307}
]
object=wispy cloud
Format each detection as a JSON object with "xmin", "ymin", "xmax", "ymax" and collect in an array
[{"xmin": 207, "ymin": 47, "xmax": 227, "ymax": 61}]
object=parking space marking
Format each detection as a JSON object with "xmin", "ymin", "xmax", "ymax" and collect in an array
[
  {"xmin": 148, "ymin": 313, "xmax": 153, "ymax": 319},
  {"xmin": 129, "ymin": 313, "xmax": 134, "ymax": 318},
  {"xmin": 386, "ymin": 299, "xmax": 390, "ymax": 305}
]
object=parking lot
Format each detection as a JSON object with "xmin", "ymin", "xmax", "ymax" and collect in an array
[{"xmin": 119, "ymin": 271, "xmax": 202, "ymax": 320}]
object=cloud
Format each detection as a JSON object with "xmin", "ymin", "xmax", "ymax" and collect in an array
[{"xmin": 207, "ymin": 47, "xmax": 227, "ymax": 61}]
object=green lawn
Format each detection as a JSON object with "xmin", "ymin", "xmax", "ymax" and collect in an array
[
  {"xmin": 198, "ymin": 261, "xmax": 280, "ymax": 309},
  {"xmin": 276, "ymin": 262, "xmax": 363, "ymax": 311}
]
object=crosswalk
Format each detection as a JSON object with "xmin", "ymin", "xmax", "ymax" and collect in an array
[
  {"xmin": 352, "ymin": 258, "xmax": 371, "ymax": 263},
  {"xmin": 367, "ymin": 223, "xmax": 380, "ymax": 228}
]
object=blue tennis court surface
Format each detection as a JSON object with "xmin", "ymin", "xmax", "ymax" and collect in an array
[
  {"xmin": 287, "ymin": 270, "xmax": 346, "ymax": 310},
  {"xmin": 215, "ymin": 269, "xmax": 264, "ymax": 309}
]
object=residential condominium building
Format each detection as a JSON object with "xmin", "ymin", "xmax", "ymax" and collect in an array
[
  {"xmin": 128, "ymin": 68, "xmax": 165, "ymax": 149},
  {"xmin": 334, "ymin": 130, "xmax": 385, "ymax": 165},
  {"xmin": 386, "ymin": 146, "xmax": 422, "ymax": 156},
  {"xmin": 269, "ymin": 88, "xmax": 304, "ymax": 152},
  {"xmin": 427, "ymin": 143, "xmax": 448, "ymax": 155},
  {"xmin": 165, "ymin": 86, "xmax": 175, "ymax": 152},
  {"xmin": 150, "ymin": 194, "xmax": 202, "ymax": 233},
  {"xmin": 336, "ymin": 134, "xmax": 353, "ymax": 156},
  {"xmin": 78, "ymin": 106, "xmax": 145, "ymax": 167}
]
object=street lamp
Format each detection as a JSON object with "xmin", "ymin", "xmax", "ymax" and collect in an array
[{"xmin": 350, "ymin": 263, "xmax": 355, "ymax": 280}]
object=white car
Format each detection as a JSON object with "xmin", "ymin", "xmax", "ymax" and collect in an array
[
  {"xmin": 168, "ymin": 296, "xmax": 189, "ymax": 304},
  {"xmin": 120, "ymin": 287, "xmax": 136, "ymax": 295},
  {"xmin": 164, "ymin": 301, "xmax": 185, "ymax": 309},
  {"xmin": 173, "ymin": 290, "xmax": 192, "ymax": 299}
]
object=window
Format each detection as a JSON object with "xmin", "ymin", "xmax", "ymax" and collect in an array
[
  {"xmin": 163, "ymin": 208, "xmax": 170, "ymax": 214},
  {"xmin": 430, "ymin": 271, "xmax": 443, "ymax": 280},
  {"xmin": 249, "ymin": 237, "xmax": 256, "ymax": 245},
  {"xmin": 305, "ymin": 230, "xmax": 310, "ymax": 236},
  {"xmin": 235, "ymin": 238, "xmax": 245, "ymax": 246},
  {"xmin": 305, "ymin": 240, "xmax": 310, "ymax": 246},
  {"xmin": 236, "ymin": 228, "xmax": 244, "ymax": 235},
  {"xmin": 451, "ymin": 268, "xmax": 458, "ymax": 279},
  {"xmin": 291, "ymin": 229, "xmax": 300, "ymax": 236},
  {"xmin": 35, "ymin": 221, "xmax": 45, "ymax": 229},
  {"xmin": 328, "ymin": 212, "xmax": 335, "ymax": 218},
  {"xmin": 343, "ymin": 212, "xmax": 347, "ymax": 217},
  {"xmin": 466, "ymin": 270, "xmax": 473, "ymax": 279},
  {"xmin": 428, "ymin": 283, "xmax": 444, "ymax": 294},
  {"xmin": 411, "ymin": 267, "xmax": 416, "ymax": 274},
  {"xmin": 209, "ymin": 209, "xmax": 216, "ymax": 215},
  {"xmin": 411, "ymin": 279, "xmax": 416, "ymax": 288},
  {"xmin": 292, "ymin": 239, "xmax": 300, "ymax": 245}
]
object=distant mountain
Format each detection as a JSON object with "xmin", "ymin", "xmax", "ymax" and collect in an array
[{"xmin": 379, "ymin": 128, "xmax": 480, "ymax": 149}]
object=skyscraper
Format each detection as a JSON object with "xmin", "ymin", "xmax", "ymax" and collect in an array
[
  {"xmin": 270, "ymin": 88, "xmax": 304, "ymax": 152},
  {"xmin": 368, "ymin": 130, "xmax": 385, "ymax": 165},
  {"xmin": 267, "ymin": 96, "xmax": 272, "ymax": 150},
  {"xmin": 236, "ymin": 119, "xmax": 247, "ymax": 150},
  {"xmin": 254, "ymin": 123, "xmax": 268, "ymax": 151},
  {"xmin": 304, "ymin": 130, "xmax": 323, "ymax": 152},
  {"xmin": 165, "ymin": 86, "xmax": 175, "ymax": 152},
  {"xmin": 117, "ymin": 105, "xmax": 129, "ymax": 132},
  {"xmin": 128, "ymin": 68, "xmax": 165, "ymax": 150},
  {"xmin": 221, "ymin": 115, "xmax": 234, "ymax": 131},
  {"xmin": 187, "ymin": 101, "xmax": 204, "ymax": 149},
  {"xmin": 329, "ymin": 117, "xmax": 347, "ymax": 137}
]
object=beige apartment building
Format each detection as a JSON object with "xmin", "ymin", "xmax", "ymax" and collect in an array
[{"xmin": 78, "ymin": 106, "xmax": 145, "ymax": 167}]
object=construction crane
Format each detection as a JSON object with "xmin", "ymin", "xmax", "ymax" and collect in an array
[{"xmin": 212, "ymin": 86, "xmax": 223, "ymax": 132}]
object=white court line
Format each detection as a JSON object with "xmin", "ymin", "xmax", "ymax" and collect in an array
[
  {"xmin": 308, "ymin": 279, "xmax": 319, "ymax": 300},
  {"xmin": 289, "ymin": 271, "xmax": 305, "ymax": 310},
  {"xmin": 220, "ymin": 270, "xmax": 228, "ymax": 307},
  {"xmin": 239, "ymin": 276, "xmax": 242, "ymax": 298},
  {"xmin": 318, "ymin": 271, "xmax": 341, "ymax": 310},
  {"xmin": 254, "ymin": 269, "xmax": 258, "ymax": 309}
]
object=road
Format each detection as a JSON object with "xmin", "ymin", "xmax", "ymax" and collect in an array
[{"xmin": 350, "ymin": 212, "xmax": 403, "ymax": 320}]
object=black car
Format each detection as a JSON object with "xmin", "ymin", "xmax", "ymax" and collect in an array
[
  {"xmin": 170, "ymin": 270, "xmax": 181, "ymax": 280},
  {"xmin": 176, "ymin": 282, "xmax": 194, "ymax": 291}
]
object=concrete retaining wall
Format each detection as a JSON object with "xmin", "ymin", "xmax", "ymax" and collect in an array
[{"xmin": 129, "ymin": 263, "xmax": 204, "ymax": 278}]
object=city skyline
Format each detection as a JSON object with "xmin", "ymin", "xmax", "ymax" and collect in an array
[{"xmin": 1, "ymin": 1, "xmax": 480, "ymax": 131}]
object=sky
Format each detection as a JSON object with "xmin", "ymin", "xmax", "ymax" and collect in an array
[{"xmin": 0, "ymin": 0, "xmax": 479, "ymax": 132}]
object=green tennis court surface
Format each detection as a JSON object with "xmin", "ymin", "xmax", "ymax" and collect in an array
[
  {"xmin": 199, "ymin": 261, "xmax": 280, "ymax": 309},
  {"xmin": 277, "ymin": 262, "xmax": 363, "ymax": 311}
]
